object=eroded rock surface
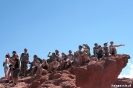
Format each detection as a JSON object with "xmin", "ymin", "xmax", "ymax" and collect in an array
[{"xmin": 0, "ymin": 54, "xmax": 130, "ymax": 88}]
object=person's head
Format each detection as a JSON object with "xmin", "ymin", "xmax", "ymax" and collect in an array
[
  {"xmin": 99, "ymin": 45, "xmax": 102, "ymax": 49},
  {"xmin": 69, "ymin": 50, "xmax": 72, "ymax": 54},
  {"xmin": 24, "ymin": 48, "xmax": 27, "ymax": 53},
  {"xmin": 84, "ymin": 44, "xmax": 90, "ymax": 50},
  {"xmin": 12, "ymin": 51, "xmax": 16, "ymax": 55},
  {"xmin": 62, "ymin": 52, "xmax": 66, "ymax": 57},
  {"xmin": 43, "ymin": 59, "xmax": 46, "ymax": 63},
  {"xmin": 5, "ymin": 53, "xmax": 10, "ymax": 58},
  {"xmin": 34, "ymin": 55, "xmax": 38, "ymax": 60},
  {"xmin": 55, "ymin": 49, "xmax": 59, "ymax": 54},
  {"xmin": 104, "ymin": 43, "xmax": 107, "ymax": 47},
  {"xmin": 78, "ymin": 45, "xmax": 83, "ymax": 50},
  {"xmin": 110, "ymin": 41, "xmax": 114, "ymax": 45},
  {"xmin": 12, "ymin": 54, "xmax": 18, "ymax": 59},
  {"xmin": 94, "ymin": 43, "xmax": 98, "ymax": 47},
  {"xmin": 52, "ymin": 53, "xmax": 55, "ymax": 57}
]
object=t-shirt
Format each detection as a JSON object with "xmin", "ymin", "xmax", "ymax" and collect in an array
[
  {"xmin": 76, "ymin": 49, "xmax": 84, "ymax": 55},
  {"xmin": 21, "ymin": 53, "xmax": 29, "ymax": 61},
  {"xmin": 47, "ymin": 56, "xmax": 55, "ymax": 62},
  {"xmin": 93, "ymin": 47, "xmax": 99, "ymax": 54},
  {"xmin": 14, "ymin": 58, "xmax": 20, "ymax": 68},
  {"xmin": 103, "ymin": 47, "xmax": 108, "ymax": 53},
  {"xmin": 34, "ymin": 60, "xmax": 40, "ymax": 67},
  {"xmin": 68, "ymin": 55, "xmax": 73, "ymax": 60}
]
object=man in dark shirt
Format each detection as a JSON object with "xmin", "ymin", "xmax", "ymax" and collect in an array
[
  {"xmin": 12, "ymin": 54, "xmax": 20, "ymax": 87},
  {"xmin": 93, "ymin": 43, "xmax": 99, "ymax": 57},
  {"xmin": 20, "ymin": 48, "xmax": 29, "ymax": 77}
]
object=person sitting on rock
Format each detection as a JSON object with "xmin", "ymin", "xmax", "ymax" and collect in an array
[
  {"xmin": 93, "ymin": 43, "xmax": 99, "ymax": 58},
  {"xmin": 76, "ymin": 45, "xmax": 84, "ymax": 64},
  {"xmin": 97, "ymin": 45, "xmax": 103, "ymax": 60},
  {"xmin": 67, "ymin": 50, "xmax": 74, "ymax": 66},
  {"xmin": 47, "ymin": 52, "xmax": 56, "ymax": 63},
  {"xmin": 39, "ymin": 59, "xmax": 48, "ymax": 76},
  {"xmin": 49, "ymin": 59, "xmax": 60, "ymax": 73},
  {"xmin": 83, "ymin": 44, "xmax": 91, "ymax": 61},
  {"xmin": 81, "ymin": 50, "xmax": 88, "ymax": 63},
  {"xmin": 55, "ymin": 49, "xmax": 60, "ymax": 62},
  {"xmin": 4, "ymin": 54, "xmax": 10, "ymax": 81},
  {"xmin": 73, "ymin": 52, "xmax": 80, "ymax": 66},
  {"xmin": 109, "ymin": 41, "xmax": 125, "ymax": 56},
  {"xmin": 103, "ymin": 43, "xmax": 109, "ymax": 57},
  {"xmin": 59, "ymin": 52, "xmax": 69, "ymax": 70},
  {"xmin": 30, "ymin": 55, "xmax": 41, "ymax": 76},
  {"xmin": 63, "ymin": 54, "xmax": 70, "ymax": 69}
]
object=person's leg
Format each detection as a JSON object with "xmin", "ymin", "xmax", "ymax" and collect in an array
[
  {"xmin": 13, "ymin": 68, "xmax": 20, "ymax": 86},
  {"xmin": 64, "ymin": 62, "xmax": 67, "ymax": 69},
  {"xmin": 36, "ymin": 66, "xmax": 40, "ymax": 76},
  {"xmin": 8, "ymin": 70, "xmax": 11, "ymax": 81},
  {"xmin": 11, "ymin": 70, "xmax": 14, "ymax": 82},
  {"xmin": 29, "ymin": 63, "xmax": 33, "ymax": 71},
  {"xmin": 30, "ymin": 66, "xmax": 35, "ymax": 75},
  {"xmin": 21, "ymin": 61, "xmax": 24, "ymax": 76},
  {"xmin": 61, "ymin": 62, "xmax": 64, "ymax": 69},
  {"xmin": 83, "ymin": 55, "xmax": 88, "ymax": 63},
  {"xmin": 60, "ymin": 62, "xmax": 62, "ymax": 69},
  {"xmin": 24, "ymin": 61, "xmax": 27, "ymax": 77},
  {"xmin": 4, "ymin": 67, "xmax": 6, "ymax": 79},
  {"xmin": 49, "ymin": 63, "xmax": 53, "ymax": 72},
  {"xmin": 39, "ymin": 68, "xmax": 43, "ymax": 76},
  {"xmin": 5, "ymin": 67, "xmax": 8, "ymax": 79}
]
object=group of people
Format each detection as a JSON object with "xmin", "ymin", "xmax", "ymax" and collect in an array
[{"xmin": 3, "ymin": 41, "xmax": 125, "ymax": 87}]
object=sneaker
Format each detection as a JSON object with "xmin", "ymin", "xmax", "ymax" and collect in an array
[
  {"xmin": 15, "ymin": 84, "xmax": 18, "ymax": 87},
  {"xmin": 12, "ymin": 83, "xmax": 16, "ymax": 87}
]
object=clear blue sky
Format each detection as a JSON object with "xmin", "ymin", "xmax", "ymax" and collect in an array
[{"xmin": 0, "ymin": 0, "xmax": 133, "ymax": 78}]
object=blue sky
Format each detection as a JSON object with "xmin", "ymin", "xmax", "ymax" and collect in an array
[{"xmin": 0, "ymin": 0, "xmax": 133, "ymax": 78}]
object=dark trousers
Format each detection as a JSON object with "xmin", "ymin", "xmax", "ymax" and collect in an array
[{"xmin": 21, "ymin": 61, "xmax": 27, "ymax": 76}]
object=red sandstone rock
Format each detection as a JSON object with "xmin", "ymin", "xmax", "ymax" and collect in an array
[{"xmin": 0, "ymin": 54, "xmax": 130, "ymax": 88}]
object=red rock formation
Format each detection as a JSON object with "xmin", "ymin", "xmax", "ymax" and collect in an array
[
  {"xmin": 69, "ymin": 54, "xmax": 130, "ymax": 88},
  {"xmin": 0, "ymin": 54, "xmax": 130, "ymax": 88}
]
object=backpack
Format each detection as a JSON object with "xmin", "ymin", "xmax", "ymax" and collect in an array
[{"xmin": 3, "ymin": 62, "xmax": 5, "ymax": 67}]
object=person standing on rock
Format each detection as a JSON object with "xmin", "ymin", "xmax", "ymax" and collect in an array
[
  {"xmin": 93, "ymin": 43, "xmax": 99, "ymax": 58},
  {"xmin": 109, "ymin": 41, "xmax": 125, "ymax": 56},
  {"xmin": 3, "ymin": 54, "xmax": 10, "ymax": 80},
  {"xmin": 20, "ymin": 48, "xmax": 29, "ymax": 77},
  {"xmin": 12, "ymin": 54, "xmax": 20, "ymax": 87}
]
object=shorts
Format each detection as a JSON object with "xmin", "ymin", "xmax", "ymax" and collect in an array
[
  {"xmin": 4, "ymin": 65, "xmax": 8, "ymax": 70},
  {"xmin": 111, "ymin": 51, "xmax": 115, "ymax": 55},
  {"xmin": 13, "ymin": 68, "xmax": 20, "ymax": 78},
  {"xmin": 9, "ymin": 67, "xmax": 15, "ymax": 71}
]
